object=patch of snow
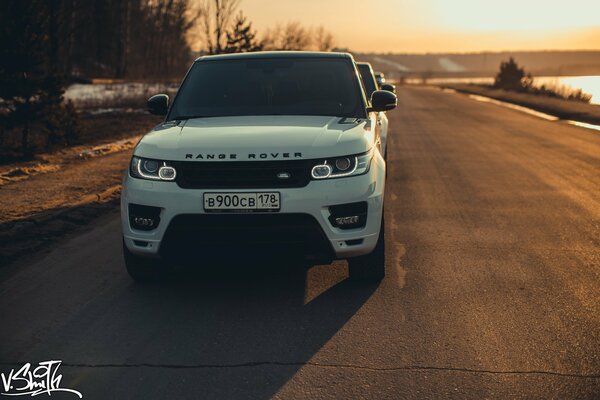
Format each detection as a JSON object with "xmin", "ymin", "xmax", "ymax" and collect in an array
[
  {"xmin": 438, "ymin": 58, "xmax": 466, "ymax": 72},
  {"xmin": 64, "ymin": 82, "xmax": 178, "ymax": 101},
  {"xmin": 1, "ymin": 135, "xmax": 142, "ymax": 186},
  {"xmin": 0, "ymin": 164, "xmax": 61, "ymax": 186},
  {"xmin": 83, "ymin": 108, "xmax": 146, "ymax": 116},
  {"xmin": 372, "ymin": 57, "xmax": 411, "ymax": 72},
  {"xmin": 466, "ymin": 94, "xmax": 558, "ymax": 121},
  {"xmin": 78, "ymin": 137, "xmax": 140, "ymax": 159}
]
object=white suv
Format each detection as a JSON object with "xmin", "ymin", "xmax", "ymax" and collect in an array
[{"xmin": 121, "ymin": 52, "xmax": 397, "ymax": 282}]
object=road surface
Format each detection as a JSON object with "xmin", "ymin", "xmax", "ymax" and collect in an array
[{"xmin": 1, "ymin": 86, "xmax": 599, "ymax": 399}]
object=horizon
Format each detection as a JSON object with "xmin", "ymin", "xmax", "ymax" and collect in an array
[
  {"xmin": 241, "ymin": 0, "xmax": 600, "ymax": 53},
  {"xmin": 348, "ymin": 49, "xmax": 600, "ymax": 56}
]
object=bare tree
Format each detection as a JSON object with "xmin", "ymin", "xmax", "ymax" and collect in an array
[
  {"xmin": 262, "ymin": 21, "xmax": 312, "ymax": 51},
  {"xmin": 314, "ymin": 26, "xmax": 335, "ymax": 51},
  {"xmin": 281, "ymin": 22, "xmax": 311, "ymax": 50},
  {"xmin": 260, "ymin": 25, "xmax": 280, "ymax": 50},
  {"xmin": 262, "ymin": 23, "xmax": 335, "ymax": 51},
  {"xmin": 190, "ymin": 0, "xmax": 240, "ymax": 54}
]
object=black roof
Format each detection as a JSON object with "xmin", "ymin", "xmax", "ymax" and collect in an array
[
  {"xmin": 195, "ymin": 51, "xmax": 353, "ymax": 62},
  {"xmin": 356, "ymin": 61, "xmax": 374, "ymax": 72}
]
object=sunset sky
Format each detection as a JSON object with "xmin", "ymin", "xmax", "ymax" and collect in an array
[{"xmin": 242, "ymin": 0, "xmax": 600, "ymax": 53}]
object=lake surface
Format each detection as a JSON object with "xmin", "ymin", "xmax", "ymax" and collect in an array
[
  {"xmin": 538, "ymin": 76, "xmax": 600, "ymax": 105},
  {"xmin": 411, "ymin": 76, "xmax": 600, "ymax": 105}
]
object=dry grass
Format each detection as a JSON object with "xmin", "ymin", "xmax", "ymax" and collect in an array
[
  {"xmin": 1, "ymin": 112, "xmax": 162, "ymax": 164},
  {"xmin": 526, "ymin": 81, "xmax": 592, "ymax": 103}
]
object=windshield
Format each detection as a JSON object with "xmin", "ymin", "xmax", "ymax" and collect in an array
[
  {"xmin": 169, "ymin": 58, "xmax": 367, "ymax": 120},
  {"xmin": 357, "ymin": 64, "xmax": 377, "ymax": 101}
]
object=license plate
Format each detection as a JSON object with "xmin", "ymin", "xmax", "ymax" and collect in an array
[{"xmin": 203, "ymin": 192, "xmax": 280, "ymax": 212}]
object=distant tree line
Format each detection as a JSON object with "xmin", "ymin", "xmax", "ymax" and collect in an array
[
  {"xmin": 0, "ymin": 0, "xmax": 196, "ymax": 159},
  {"xmin": 31, "ymin": 0, "xmax": 191, "ymax": 80}
]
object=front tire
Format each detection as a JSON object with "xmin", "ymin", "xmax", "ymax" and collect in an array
[
  {"xmin": 123, "ymin": 239, "xmax": 167, "ymax": 282},
  {"xmin": 348, "ymin": 217, "xmax": 385, "ymax": 282}
]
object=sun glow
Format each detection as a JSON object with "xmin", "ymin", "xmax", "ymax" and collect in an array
[{"xmin": 242, "ymin": 0, "xmax": 600, "ymax": 52}]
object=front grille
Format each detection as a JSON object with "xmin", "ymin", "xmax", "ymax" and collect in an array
[
  {"xmin": 159, "ymin": 213, "xmax": 334, "ymax": 263},
  {"xmin": 172, "ymin": 160, "xmax": 312, "ymax": 189}
]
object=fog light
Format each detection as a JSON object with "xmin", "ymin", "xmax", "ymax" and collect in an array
[
  {"xmin": 335, "ymin": 216, "xmax": 360, "ymax": 226},
  {"xmin": 134, "ymin": 217, "xmax": 156, "ymax": 228},
  {"xmin": 129, "ymin": 203, "xmax": 161, "ymax": 231},
  {"xmin": 328, "ymin": 202, "xmax": 368, "ymax": 230}
]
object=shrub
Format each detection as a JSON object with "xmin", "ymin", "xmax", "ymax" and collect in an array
[
  {"xmin": 43, "ymin": 100, "xmax": 80, "ymax": 147},
  {"xmin": 494, "ymin": 57, "xmax": 529, "ymax": 91}
]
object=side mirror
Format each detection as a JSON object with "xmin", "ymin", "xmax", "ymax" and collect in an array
[
  {"xmin": 147, "ymin": 94, "xmax": 169, "ymax": 116},
  {"xmin": 380, "ymin": 83, "xmax": 396, "ymax": 94},
  {"xmin": 369, "ymin": 90, "xmax": 397, "ymax": 112}
]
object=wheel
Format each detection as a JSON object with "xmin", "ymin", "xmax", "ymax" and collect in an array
[
  {"xmin": 123, "ymin": 239, "xmax": 167, "ymax": 282},
  {"xmin": 348, "ymin": 217, "xmax": 385, "ymax": 282}
]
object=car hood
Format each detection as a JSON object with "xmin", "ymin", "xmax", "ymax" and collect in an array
[{"xmin": 134, "ymin": 115, "xmax": 375, "ymax": 161}]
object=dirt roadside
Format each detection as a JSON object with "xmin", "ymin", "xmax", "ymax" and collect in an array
[
  {"xmin": 0, "ymin": 114, "xmax": 162, "ymax": 267},
  {"xmin": 0, "ymin": 149, "xmax": 133, "ymax": 266}
]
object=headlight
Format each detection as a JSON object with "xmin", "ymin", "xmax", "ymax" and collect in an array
[
  {"xmin": 310, "ymin": 149, "xmax": 374, "ymax": 180},
  {"xmin": 130, "ymin": 156, "xmax": 176, "ymax": 181}
]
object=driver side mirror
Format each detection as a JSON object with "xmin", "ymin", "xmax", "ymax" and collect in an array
[
  {"xmin": 380, "ymin": 83, "xmax": 396, "ymax": 94},
  {"xmin": 147, "ymin": 94, "xmax": 169, "ymax": 116},
  {"xmin": 369, "ymin": 90, "xmax": 397, "ymax": 112}
]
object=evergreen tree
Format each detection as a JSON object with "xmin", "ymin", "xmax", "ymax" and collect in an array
[
  {"xmin": 0, "ymin": 0, "xmax": 65, "ymax": 157},
  {"xmin": 224, "ymin": 12, "xmax": 263, "ymax": 53},
  {"xmin": 0, "ymin": 0, "xmax": 85, "ymax": 157},
  {"xmin": 494, "ymin": 57, "xmax": 529, "ymax": 92}
]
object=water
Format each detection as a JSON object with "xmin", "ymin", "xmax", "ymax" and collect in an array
[
  {"xmin": 409, "ymin": 75, "xmax": 600, "ymax": 105},
  {"xmin": 534, "ymin": 76, "xmax": 600, "ymax": 105}
]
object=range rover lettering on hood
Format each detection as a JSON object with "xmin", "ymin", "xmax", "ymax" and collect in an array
[{"xmin": 185, "ymin": 152, "xmax": 303, "ymax": 160}]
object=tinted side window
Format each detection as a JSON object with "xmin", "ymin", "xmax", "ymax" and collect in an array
[{"xmin": 357, "ymin": 64, "xmax": 377, "ymax": 100}]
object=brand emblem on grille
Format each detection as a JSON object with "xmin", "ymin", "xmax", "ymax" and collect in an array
[{"xmin": 277, "ymin": 172, "xmax": 291, "ymax": 180}]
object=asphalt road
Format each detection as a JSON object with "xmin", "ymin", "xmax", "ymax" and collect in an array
[{"xmin": 1, "ymin": 86, "xmax": 599, "ymax": 399}]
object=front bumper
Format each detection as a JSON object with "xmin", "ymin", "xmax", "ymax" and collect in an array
[{"xmin": 121, "ymin": 155, "xmax": 385, "ymax": 261}]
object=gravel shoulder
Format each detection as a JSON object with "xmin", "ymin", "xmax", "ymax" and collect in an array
[{"xmin": 437, "ymin": 83, "xmax": 600, "ymax": 125}]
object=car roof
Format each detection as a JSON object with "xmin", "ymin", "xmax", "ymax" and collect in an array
[
  {"xmin": 195, "ymin": 51, "xmax": 353, "ymax": 62},
  {"xmin": 356, "ymin": 62, "xmax": 374, "ymax": 72}
]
